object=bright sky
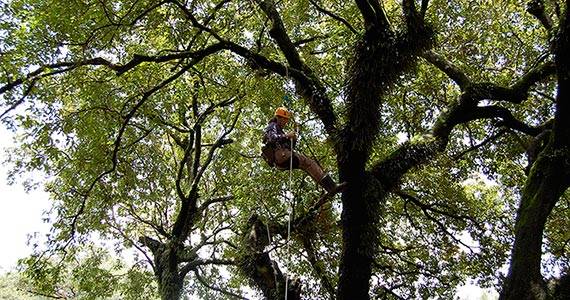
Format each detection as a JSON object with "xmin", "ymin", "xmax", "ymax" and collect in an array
[{"xmin": 0, "ymin": 126, "xmax": 51, "ymax": 273}]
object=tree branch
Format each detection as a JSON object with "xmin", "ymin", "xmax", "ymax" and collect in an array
[
  {"xmin": 510, "ymin": 61, "xmax": 556, "ymax": 98},
  {"xmin": 420, "ymin": 0, "xmax": 430, "ymax": 18},
  {"xmin": 239, "ymin": 214, "xmax": 301, "ymax": 299},
  {"xmin": 192, "ymin": 268, "xmax": 249, "ymax": 299},
  {"xmin": 300, "ymin": 236, "xmax": 336, "ymax": 299},
  {"xmin": 470, "ymin": 105, "xmax": 542, "ymax": 136},
  {"xmin": 452, "ymin": 129, "xmax": 507, "ymax": 160},
  {"xmin": 398, "ymin": 191, "xmax": 479, "ymax": 251},
  {"xmin": 0, "ymin": 43, "xmax": 227, "ymax": 122},
  {"xmin": 354, "ymin": 0, "xmax": 390, "ymax": 31},
  {"xmin": 252, "ymin": 0, "xmax": 338, "ymax": 137},
  {"xmin": 64, "ymin": 57, "xmax": 209, "ymax": 248},
  {"xmin": 308, "ymin": 0, "xmax": 358, "ymax": 34},
  {"xmin": 422, "ymin": 51, "xmax": 470, "ymax": 87},
  {"xmin": 183, "ymin": 258, "xmax": 235, "ymax": 272},
  {"xmin": 0, "ymin": 79, "xmax": 37, "ymax": 119},
  {"xmin": 172, "ymin": 108, "xmax": 239, "ymax": 240},
  {"xmin": 176, "ymin": 130, "xmax": 195, "ymax": 202},
  {"xmin": 402, "ymin": 0, "xmax": 421, "ymax": 28},
  {"xmin": 527, "ymin": 0, "xmax": 553, "ymax": 31},
  {"xmin": 126, "ymin": 203, "xmax": 170, "ymax": 238},
  {"xmin": 423, "ymin": 52, "xmax": 554, "ymax": 104},
  {"xmin": 139, "ymin": 236, "xmax": 163, "ymax": 255},
  {"xmin": 199, "ymin": 194, "xmax": 234, "ymax": 211}
]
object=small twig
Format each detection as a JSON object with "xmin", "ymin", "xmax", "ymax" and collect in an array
[
  {"xmin": 308, "ymin": 0, "xmax": 358, "ymax": 34},
  {"xmin": 193, "ymin": 267, "xmax": 250, "ymax": 299}
]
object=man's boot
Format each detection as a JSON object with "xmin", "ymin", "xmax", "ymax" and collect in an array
[{"xmin": 319, "ymin": 174, "xmax": 347, "ymax": 194}]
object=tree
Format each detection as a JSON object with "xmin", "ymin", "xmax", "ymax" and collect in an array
[
  {"xmin": 500, "ymin": 1, "xmax": 570, "ymax": 299},
  {"xmin": 17, "ymin": 244, "xmax": 159, "ymax": 299},
  {"xmin": 0, "ymin": 272, "xmax": 35, "ymax": 300},
  {"xmin": 1, "ymin": 0, "xmax": 569, "ymax": 299}
]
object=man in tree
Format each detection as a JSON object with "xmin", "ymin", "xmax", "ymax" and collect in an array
[{"xmin": 262, "ymin": 106, "xmax": 344, "ymax": 193}]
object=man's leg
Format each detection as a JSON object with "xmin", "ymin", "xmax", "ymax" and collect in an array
[
  {"xmin": 275, "ymin": 149, "xmax": 343, "ymax": 193},
  {"xmin": 295, "ymin": 152, "xmax": 325, "ymax": 184},
  {"xmin": 295, "ymin": 153, "xmax": 346, "ymax": 193},
  {"xmin": 274, "ymin": 148, "xmax": 297, "ymax": 170}
]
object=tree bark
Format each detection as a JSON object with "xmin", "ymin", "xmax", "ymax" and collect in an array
[
  {"xmin": 140, "ymin": 236, "xmax": 186, "ymax": 300},
  {"xmin": 335, "ymin": 2, "xmax": 435, "ymax": 297},
  {"xmin": 338, "ymin": 171, "xmax": 383, "ymax": 300},
  {"xmin": 158, "ymin": 258, "xmax": 185, "ymax": 300},
  {"xmin": 500, "ymin": 147, "xmax": 568, "ymax": 300},
  {"xmin": 500, "ymin": 4, "xmax": 570, "ymax": 299}
]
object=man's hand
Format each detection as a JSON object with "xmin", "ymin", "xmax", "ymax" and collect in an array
[{"xmin": 286, "ymin": 132, "xmax": 297, "ymax": 140}]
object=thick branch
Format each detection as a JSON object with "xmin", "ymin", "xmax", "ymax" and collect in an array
[
  {"xmin": 423, "ymin": 52, "xmax": 555, "ymax": 104},
  {"xmin": 252, "ymin": 0, "xmax": 338, "ymax": 136},
  {"xmin": 422, "ymin": 51, "xmax": 470, "ymax": 87},
  {"xmin": 371, "ymin": 139, "xmax": 442, "ymax": 191},
  {"xmin": 0, "ymin": 44, "xmax": 226, "ymax": 97},
  {"xmin": 553, "ymin": 3, "xmax": 570, "ymax": 146},
  {"xmin": 0, "ymin": 79, "xmax": 36, "ymax": 119},
  {"xmin": 0, "ymin": 58, "xmax": 118, "ymax": 95},
  {"xmin": 254, "ymin": 0, "xmax": 304, "ymax": 69},
  {"xmin": 239, "ymin": 214, "xmax": 301, "ymax": 299},
  {"xmin": 420, "ymin": 0, "xmax": 429, "ymax": 18},
  {"xmin": 171, "ymin": 110, "xmax": 239, "ymax": 240},
  {"xmin": 470, "ymin": 105, "xmax": 542, "ymax": 136},
  {"xmin": 180, "ymin": 257, "xmax": 236, "ymax": 276},
  {"xmin": 300, "ymin": 237, "xmax": 336, "ymax": 299},
  {"xmin": 527, "ymin": 0, "xmax": 553, "ymax": 31},
  {"xmin": 199, "ymin": 194, "xmax": 234, "ymax": 211},
  {"xmin": 176, "ymin": 131, "xmax": 194, "ymax": 202},
  {"xmin": 139, "ymin": 235, "xmax": 164, "ymax": 255},
  {"xmin": 402, "ymin": 0, "xmax": 422, "ymax": 28},
  {"xmin": 510, "ymin": 61, "xmax": 556, "ymax": 98},
  {"xmin": 502, "ymin": 7, "xmax": 570, "ymax": 298},
  {"xmin": 354, "ymin": 0, "xmax": 390, "ymax": 30}
]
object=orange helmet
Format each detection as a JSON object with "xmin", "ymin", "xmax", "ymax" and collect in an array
[{"xmin": 274, "ymin": 107, "xmax": 291, "ymax": 119}]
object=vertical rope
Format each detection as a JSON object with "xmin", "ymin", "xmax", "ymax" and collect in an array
[
  {"xmin": 283, "ymin": 63, "xmax": 293, "ymax": 300},
  {"xmin": 265, "ymin": 222, "xmax": 278, "ymax": 290},
  {"xmin": 284, "ymin": 135, "xmax": 293, "ymax": 300},
  {"xmin": 249, "ymin": 1, "xmax": 294, "ymax": 296}
]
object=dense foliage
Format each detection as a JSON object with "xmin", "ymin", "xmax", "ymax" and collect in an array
[{"xmin": 1, "ymin": 0, "xmax": 568, "ymax": 299}]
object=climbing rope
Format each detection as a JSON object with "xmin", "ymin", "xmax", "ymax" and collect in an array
[
  {"xmin": 264, "ymin": 221, "xmax": 279, "ymax": 291},
  {"xmin": 284, "ymin": 122, "xmax": 295, "ymax": 300},
  {"xmin": 247, "ymin": 1, "xmax": 297, "ymax": 296}
]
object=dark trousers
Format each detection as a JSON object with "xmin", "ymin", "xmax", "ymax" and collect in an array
[{"xmin": 273, "ymin": 148, "xmax": 326, "ymax": 184}]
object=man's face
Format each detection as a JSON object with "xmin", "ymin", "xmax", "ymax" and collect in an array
[{"xmin": 276, "ymin": 116, "xmax": 289, "ymax": 127}]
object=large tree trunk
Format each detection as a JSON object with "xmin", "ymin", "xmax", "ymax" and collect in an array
[
  {"xmin": 500, "ymin": 148, "xmax": 567, "ymax": 300},
  {"xmin": 158, "ymin": 267, "xmax": 184, "ymax": 300},
  {"xmin": 338, "ymin": 168, "xmax": 383, "ymax": 299},
  {"xmin": 334, "ymin": 3, "xmax": 434, "ymax": 297},
  {"xmin": 501, "ymin": 4, "xmax": 570, "ymax": 299},
  {"xmin": 140, "ymin": 236, "xmax": 186, "ymax": 300},
  {"xmin": 155, "ymin": 245, "xmax": 185, "ymax": 300}
]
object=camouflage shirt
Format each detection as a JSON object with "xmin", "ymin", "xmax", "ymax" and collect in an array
[{"xmin": 263, "ymin": 119, "xmax": 290, "ymax": 149}]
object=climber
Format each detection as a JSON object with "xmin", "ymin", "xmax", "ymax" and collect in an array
[{"xmin": 261, "ymin": 107, "xmax": 345, "ymax": 194}]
